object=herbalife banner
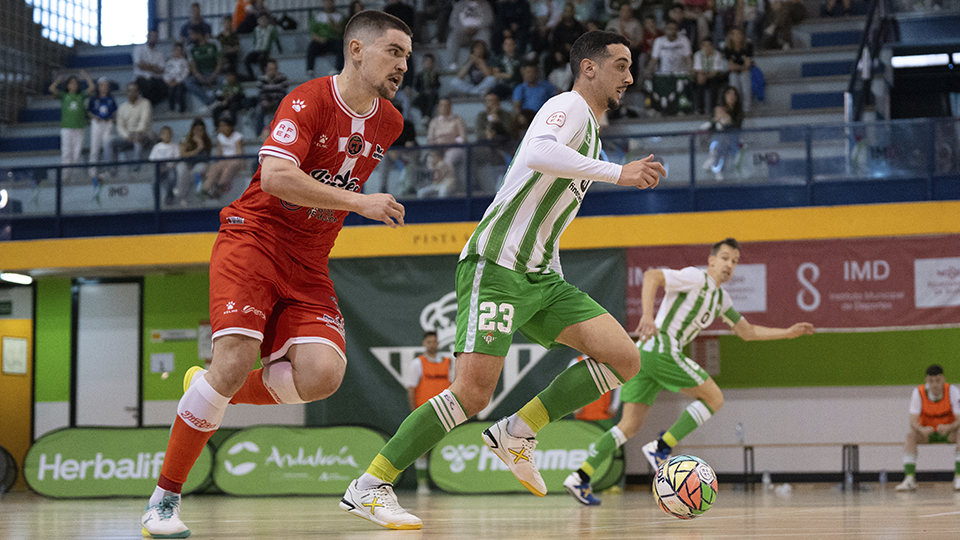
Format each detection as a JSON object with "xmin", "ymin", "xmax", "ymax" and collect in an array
[
  {"xmin": 212, "ymin": 426, "xmax": 386, "ymax": 495},
  {"xmin": 24, "ymin": 428, "xmax": 213, "ymax": 498},
  {"xmin": 430, "ymin": 420, "xmax": 610, "ymax": 494},
  {"xmin": 317, "ymin": 250, "xmax": 626, "ymax": 433}
]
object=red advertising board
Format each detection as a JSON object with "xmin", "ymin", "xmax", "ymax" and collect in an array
[{"xmin": 626, "ymin": 235, "xmax": 960, "ymax": 331}]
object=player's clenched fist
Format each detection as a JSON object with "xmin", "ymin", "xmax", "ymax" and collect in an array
[
  {"xmin": 617, "ymin": 154, "xmax": 665, "ymax": 189},
  {"xmin": 360, "ymin": 193, "xmax": 406, "ymax": 228}
]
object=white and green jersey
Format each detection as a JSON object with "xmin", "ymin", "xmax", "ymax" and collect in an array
[
  {"xmin": 643, "ymin": 267, "xmax": 742, "ymax": 354},
  {"xmin": 460, "ymin": 91, "xmax": 620, "ymax": 275}
]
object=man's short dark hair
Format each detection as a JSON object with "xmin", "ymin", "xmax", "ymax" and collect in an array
[
  {"xmin": 344, "ymin": 10, "xmax": 412, "ymax": 44},
  {"xmin": 424, "ymin": 331, "xmax": 438, "ymax": 339},
  {"xmin": 710, "ymin": 237, "xmax": 740, "ymax": 255},
  {"xmin": 927, "ymin": 364, "xmax": 944, "ymax": 376},
  {"xmin": 570, "ymin": 31, "xmax": 630, "ymax": 82}
]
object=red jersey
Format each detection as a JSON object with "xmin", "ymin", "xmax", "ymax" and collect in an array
[{"xmin": 220, "ymin": 75, "xmax": 404, "ymax": 269}]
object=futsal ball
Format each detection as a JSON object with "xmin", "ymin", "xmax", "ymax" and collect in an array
[{"xmin": 652, "ymin": 455, "xmax": 718, "ymax": 519}]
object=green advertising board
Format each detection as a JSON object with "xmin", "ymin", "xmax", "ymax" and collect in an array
[
  {"xmin": 24, "ymin": 428, "xmax": 213, "ymax": 498},
  {"xmin": 212, "ymin": 426, "xmax": 386, "ymax": 495},
  {"xmin": 429, "ymin": 420, "xmax": 611, "ymax": 494}
]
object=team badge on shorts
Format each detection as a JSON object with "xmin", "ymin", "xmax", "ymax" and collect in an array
[
  {"xmin": 346, "ymin": 133, "xmax": 365, "ymax": 157},
  {"xmin": 546, "ymin": 111, "xmax": 566, "ymax": 128}
]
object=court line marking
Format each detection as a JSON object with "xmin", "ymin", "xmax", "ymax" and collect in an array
[{"xmin": 920, "ymin": 510, "xmax": 960, "ymax": 517}]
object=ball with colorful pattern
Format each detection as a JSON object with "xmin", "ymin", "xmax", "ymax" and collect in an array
[{"xmin": 652, "ymin": 455, "xmax": 718, "ymax": 519}]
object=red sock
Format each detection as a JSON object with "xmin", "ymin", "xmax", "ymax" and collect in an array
[
  {"xmin": 158, "ymin": 417, "xmax": 217, "ymax": 492},
  {"xmin": 229, "ymin": 368, "xmax": 280, "ymax": 405}
]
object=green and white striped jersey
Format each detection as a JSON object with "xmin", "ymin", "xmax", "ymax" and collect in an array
[
  {"xmin": 643, "ymin": 267, "xmax": 742, "ymax": 354},
  {"xmin": 460, "ymin": 91, "xmax": 608, "ymax": 275}
]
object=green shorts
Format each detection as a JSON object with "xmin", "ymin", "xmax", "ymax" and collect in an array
[
  {"xmin": 927, "ymin": 432, "xmax": 951, "ymax": 444},
  {"xmin": 620, "ymin": 342, "xmax": 710, "ymax": 405},
  {"xmin": 454, "ymin": 256, "xmax": 607, "ymax": 356}
]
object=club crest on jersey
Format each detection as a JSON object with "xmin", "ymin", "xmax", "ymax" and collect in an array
[
  {"xmin": 271, "ymin": 119, "xmax": 298, "ymax": 145},
  {"xmin": 372, "ymin": 144, "xmax": 385, "ymax": 161},
  {"xmin": 546, "ymin": 111, "xmax": 566, "ymax": 128},
  {"xmin": 346, "ymin": 134, "xmax": 364, "ymax": 157}
]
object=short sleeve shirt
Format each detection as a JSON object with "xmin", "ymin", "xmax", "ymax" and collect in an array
[
  {"xmin": 59, "ymin": 92, "xmax": 87, "ymax": 129},
  {"xmin": 644, "ymin": 267, "xmax": 741, "ymax": 353},
  {"xmin": 651, "ymin": 35, "xmax": 692, "ymax": 75},
  {"xmin": 191, "ymin": 42, "xmax": 220, "ymax": 75}
]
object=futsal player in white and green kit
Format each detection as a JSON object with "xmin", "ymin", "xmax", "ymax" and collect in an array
[
  {"xmin": 563, "ymin": 238, "xmax": 816, "ymax": 505},
  {"xmin": 341, "ymin": 31, "xmax": 666, "ymax": 530}
]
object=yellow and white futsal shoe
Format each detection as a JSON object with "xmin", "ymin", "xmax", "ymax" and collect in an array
[
  {"xmin": 183, "ymin": 366, "xmax": 206, "ymax": 393},
  {"xmin": 340, "ymin": 479, "xmax": 422, "ymax": 530},
  {"xmin": 142, "ymin": 495, "xmax": 190, "ymax": 538},
  {"xmin": 482, "ymin": 417, "xmax": 546, "ymax": 496}
]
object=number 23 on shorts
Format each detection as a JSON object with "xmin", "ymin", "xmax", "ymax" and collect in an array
[{"xmin": 477, "ymin": 301, "xmax": 515, "ymax": 334}]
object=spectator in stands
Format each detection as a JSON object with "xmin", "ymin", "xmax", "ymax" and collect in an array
[
  {"xmin": 254, "ymin": 59, "xmax": 289, "ymax": 138},
  {"xmin": 692, "ymin": 37, "xmax": 727, "ymax": 115},
  {"xmin": 49, "ymin": 71, "xmax": 93, "ymax": 181},
  {"xmin": 419, "ymin": 150, "xmax": 458, "ymax": 198},
  {"xmin": 638, "ymin": 15, "xmax": 662, "ymax": 84},
  {"xmin": 649, "ymin": 20, "xmax": 693, "ymax": 115},
  {"xmin": 476, "ymin": 91, "xmax": 516, "ymax": 141},
  {"xmin": 605, "ymin": 4, "xmax": 642, "ymax": 79},
  {"xmin": 571, "ymin": 0, "xmax": 597, "ymax": 22},
  {"xmin": 723, "ymin": 27, "xmax": 753, "ymax": 112},
  {"xmin": 681, "ymin": 0, "xmax": 713, "ymax": 48},
  {"xmin": 545, "ymin": 3, "xmax": 585, "ymax": 82},
  {"xmin": 603, "ymin": 0, "xmax": 642, "ymax": 20},
  {"xmin": 667, "ymin": 4, "xmax": 696, "ymax": 43},
  {"xmin": 236, "ymin": 0, "xmax": 270, "ymax": 34},
  {"xmin": 175, "ymin": 118, "xmax": 213, "ymax": 205},
  {"xmin": 713, "ymin": 85, "xmax": 743, "ymax": 129},
  {"xmin": 306, "ymin": 0, "xmax": 345, "ymax": 78},
  {"xmin": 383, "ymin": 0, "xmax": 416, "ymax": 37},
  {"xmin": 493, "ymin": 0, "xmax": 534, "ymax": 55},
  {"xmin": 491, "ymin": 35, "xmax": 524, "ymax": 100},
  {"xmin": 201, "ymin": 116, "xmax": 245, "ymax": 199},
  {"xmin": 164, "ymin": 43, "xmax": 190, "ymax": 113},
  {"xmin": 447, "ymin": 0, "xmax": 496, "ymax": 68},
  {"xmin": 212, "ymin": 71, "xmax": 249, "ymax": 127},
  {"xmin": 450, "ymin": 40, "xmax": 499, "ymax": 96},
  {"xmin": 133, "ymin": 30, "xmax": 168, "ymax": 106},
  {"xmin": 763, "ymin": 0, "xmax": 806, "ymax": 50},
  {"xmin": 713, "ymin": 0, "xmax": 736, "ymax": 44},
  {"xmin": 217, "ymin": 15, "xmax": 242, "ymax": 76},
  {"xmin": 113, "ymin": 82, "xmax": 153, "ymax": 165},
  {"xmin": 244, "ymin": 14, "xmax": 282, "ymax": 80},
  {"xmin": 87, "ymin": 77, "xmax": 117, "ymax": 181},
  {"xmin": 349, "ymin": 0, "xmax": 366, "ymax": 20},
  {"xmin": 702, "ymin": 85, "xmax": 743, "ymax": 178},
  {"xmin": 150, "ymin": 125, "xmax": 181, "ymax": 206},
  {"xmin": 412, "ymin": 53, "xmax": 441, "ymax": 121},
  {"xmin": 471, "ymin": 119, "xmax": 514, "ymax": 193},
  {"xmin": 186, "ymin": 29, "xmax": 223, "ymax": 107},
  {"xmin": 512, "ymin": 60, "xmax": 557, "ymax": 115},
  {"xmin": 373, "ymin": 100, "xmax": 419, "ymax": 196},
  {"xmin": 822, "ymin": 0, "xmax": 852, "ymax": 17},
  {"xmin": 427, "ymin": 98, "xmax": 468, "ymax": 174},
  {"xmin": 181, "ymin": 3, "xmax": 213, "ymax": 45}
]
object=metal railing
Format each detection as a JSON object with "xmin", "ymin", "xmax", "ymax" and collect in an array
[{"xmin": 2, "ymin": 116, "xmax": 958, "ymax": 239}]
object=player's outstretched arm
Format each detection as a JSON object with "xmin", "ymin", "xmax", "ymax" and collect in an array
[
  {"xmin": 260, "ymin": 156, "xmax": 405, "ymax": 227},
  {"xmin": 732, "ymin": 319, "xmax": 816, "ymax": 341},
  {"xmin": 635, "ymin": 269, "xmax": 665, "ymax": 342},
  {"xmin": 618, "ymin": 155, "xmax": 665, "ymax": 190}
]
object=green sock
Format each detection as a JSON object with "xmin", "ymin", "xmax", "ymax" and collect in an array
[
  {"xmin": 369, "ymin": 391, "xmax": 467, "ymax": 483},
  {"xmin": 582, "ymin": 426, "xmax": 628, "ymax": 477},
  {"xmin": 956, "ymin": 452, "xmax": 960, "ymax": 475},
  {"xmin": 663, "ymin": 400, "xmax": 714, "ymax": 447},
  {"xmin": 904, "ymin": 453, "xmax": 916, "ymax": 476},
  {"xmin": 534, "ymin": 358, "xmax": 624, "ymax": 428}
]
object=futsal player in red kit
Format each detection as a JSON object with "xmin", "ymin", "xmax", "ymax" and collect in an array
[{"xmin": 141, "ymin": 11, "xmax": 412, "ymax": 538}]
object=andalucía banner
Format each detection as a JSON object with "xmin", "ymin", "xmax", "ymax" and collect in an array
[{"xmin": 626, "ymin": 235, "xmax": 960, "ymax": 331}]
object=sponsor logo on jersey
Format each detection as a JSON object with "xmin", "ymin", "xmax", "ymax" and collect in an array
[
  {"xmin": 307, "ymin": 208, "xmax": 338, "ymax": 222},
  {"xmin": 291, "ymin": 99, "xmax": 306, "ymax": 112},
  {"xmin": 224, "ymin": 301, "xmax": 238, "ymax": 315},
  {"xmin": 346, "ymin": 133, "xmax": 364, "ymax": 157},
  {"xmin": 546, "ymin": 111, "xmax": 566, "ymax": 128},
  {"xmin": 566, "ymin": 179, "xmax": 591, "ymax": 203},
  {"xmin": 310, "ymin": 168, "xmax": 361, "ymax": 193},
  {"xmin": 243, "ymin": 305, "xmax": 267, "ymax": 320},
  {"xmin": 271, "ymin": 119, "xmax": 299, "ymax": 145},
  {"xmin": 227, "ymin": 216, "xmax": 244, "ymax": 224},
  {"xmin": 372, "ymin": 144, "xmax": 385, "ymax": 161}
]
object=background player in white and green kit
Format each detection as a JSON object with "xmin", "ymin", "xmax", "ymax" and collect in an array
[
  {"xmin": 564, "ymin": 238, "xmax": 816, "ymax": 505},
  {"xmin": 342, "ymin": 31, "xmax": 666, "ymax": 530}
]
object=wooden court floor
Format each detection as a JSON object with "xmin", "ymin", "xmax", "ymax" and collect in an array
[{"xmin": 2, "ymin": 482, "xmax": 959, "ymax": 540}]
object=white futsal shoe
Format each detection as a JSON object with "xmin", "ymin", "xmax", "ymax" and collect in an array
[
  {"xmin": 142, "ymin": 495, "xmax": 190, "ymax": 538},
  {"xmin": 894, "ymin": 475, "xmax": 917, "ymax": 492},
  {"xmin": 340, "ymin": 479, "xmax": 422, "ymax": 530},
  {"xmin": 954, "ymin": 476, "xmax": 960, "ymax": 491},
  {"xmin": 482, "ymin": 417, "xmax": 547, "ymax": 496}
]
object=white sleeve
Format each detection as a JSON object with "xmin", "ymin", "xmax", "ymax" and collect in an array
[
  {"xmin": 693, "ymin": 52, "xmax": 704, "ymax": 71},
  {"xmin": 908, "ymin": 387, "xmax": 922, "ymax": 416},
  {"xmin": 651, "ymin": 37, "xmax": 663, "ymax": 59},
  {"xmin": 609, "ymin": 386, "xmax": 620, "ymax": 410},
  {"xmin": 663, "ymin": 267, "xmax": 705, "ymax": 293},
  {"xmin": 406, "ymin": 358, "xmax": 423, "ymax": 389},
  {"xmin": 447, "ymin": 356, "xmax": 455, "ymax": 383},
  {"xmin": 951, "ymin": 385, "xmax": 960, "ymax": 415}
]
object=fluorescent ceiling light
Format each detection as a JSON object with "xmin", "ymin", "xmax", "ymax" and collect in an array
[
  {"xmin": 0, "ymin": 189, "xmax": 7, "ymax": 209},
  {"xmin": 954, "ymin": 53, "xmax": 960, "ymax": 64},
  {"xmin": 891, "ymin": 53, "xmax": 950, "ymax": 68},
  {"xmin": 0, "ymin": 272, "xmax": 33, "ymax": 285}
]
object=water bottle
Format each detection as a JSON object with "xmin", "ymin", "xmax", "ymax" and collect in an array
[
  {"xmin": 761, "ymin": 470, "xmax": 772, "ymax": 490},
  {"xmin": 735, "ymin": 423, "xmax": 745, "ymax": 445},
  {"xmin": 844, "ymin": 470, "xmax": 854, "ymax": 490},
  {"xmin": 878, "ymin": 469, "xmax": 887, "ymax": 487}
]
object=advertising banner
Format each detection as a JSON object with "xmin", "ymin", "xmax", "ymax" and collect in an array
[
  {"xmin": 626, "ymin": 235, "xmax": 960, "ymax": 331},
  {"xmin": 212, "ymin": 426, "xmax": 386, "ymax": 495},
  {"xmin": 24, "ymin": 428, "xmax": 212, "ymax": 498},
  {"xmin": 429, "ymin": 420, "xmax": 610, "ymax": 494}
]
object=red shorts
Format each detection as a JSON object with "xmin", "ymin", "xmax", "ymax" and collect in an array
[{"xmin": 209, "ymin": 228, "xmax": 346, "ymax": 363}]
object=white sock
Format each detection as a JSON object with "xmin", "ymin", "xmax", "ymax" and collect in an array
[
  {"xmin": 148, "ymin": 485, "xmax": 179, "ymax": 507},
  {"xmin": 177, "ymin": 375, "xmax": 230, "ymax": 432},
  {"xmin": 357, "ymin": 472, "xmax": 384, "ymax": 491},
  {"xmin": 507, "ymin": 414, "xmax": 535, "ymax": 439}
]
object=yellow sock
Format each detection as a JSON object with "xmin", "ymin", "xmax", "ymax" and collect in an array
[
  {"xmin": 517, "ymin": 397, "xmax": 550, "ymax": 434},
  {"xmin": 366, "ymin": 454, "xmax": 402, "ymax": 484}
]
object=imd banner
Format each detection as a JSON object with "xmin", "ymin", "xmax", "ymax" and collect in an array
[
  {"xmin": 24, "ymin": 428, "xmax": 213, "ymax": 497},
  {"xmin": 429, "ymin": 420, "xmax": 611, "ymax": 494},
  {"xmin": 212, "ymin": 426, "xmax": 386, "ymax": 495}
]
